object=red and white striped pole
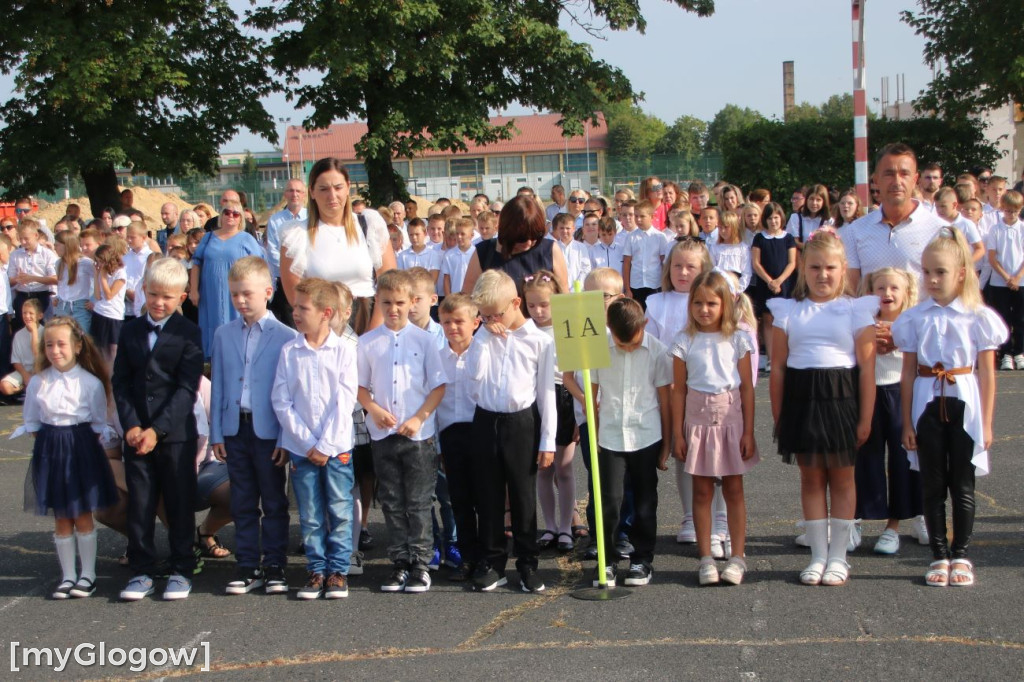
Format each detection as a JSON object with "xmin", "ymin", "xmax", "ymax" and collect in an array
[{"xmin": 852, "ymin": 1, "xmax": 869, "ymax": 205}]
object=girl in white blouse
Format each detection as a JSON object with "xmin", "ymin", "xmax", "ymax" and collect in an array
[
  {"xmin": 19, "ymin": 317, "xmax": 117, "ymax": 599},
  {"xmin": 55, "ymin": 233, "xmax": 95, "ymax": 335},
  {"xmin": 768, "ymin": 232, "xmax": 877, "ymax": 587},
  {"xmin": 672, "ymin": 271, "xmax": 758, "ymax": 586},
  {"xmin": 893, "ymin": 229, "xmax": 1007, "ymax": 587}
]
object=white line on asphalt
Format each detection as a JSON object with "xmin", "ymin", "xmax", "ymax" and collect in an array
[{"xmin": 0, "ymin": 583, "xmax": 45, "ymax": 612}]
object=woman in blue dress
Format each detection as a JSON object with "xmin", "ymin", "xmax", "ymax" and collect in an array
[{"xmin": 189, "ymin": 200, "xmax": 263, "ymax": 357}]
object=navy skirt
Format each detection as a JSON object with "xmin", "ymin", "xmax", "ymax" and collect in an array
[
  {"xmin": 90, "ymin": 313, "xmax": 122, "ymax": 348},
  {"xmin": 24, "ymin": 423, "xmax": 119, "ymax": 518}
]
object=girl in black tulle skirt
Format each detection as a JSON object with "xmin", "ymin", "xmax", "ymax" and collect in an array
[
  {"xmin": 767, "ymin": 233, "xmax": 877, "ymax": 588},
  {"xmin": 18, "ymin": 317, "xmax": 117, "ymax": 600}
]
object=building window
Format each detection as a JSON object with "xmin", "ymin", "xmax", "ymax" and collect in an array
[
  {"xmin": 449, "ymin": 157, "xmax": 484, "ymax": 177},
  {"xmin": 393, "ymin": 161, "xmax": 410, "ymax": 179},
  {"xmin": 413, "ymin": 159, "xmax": 448, "ymax": 178},
  {"xmin": 345, "ymin": 163, "xmax": 368, "ymax": 183},
  {"xmin": 525, "ymin": 154, "xmax": 560, "ymax": 173},
  {"xmin": 564, "ymin": 152, "xmax": 598, "ymax": 173},
  {"xmin": 489, "ymin": 155, "xmax": 523, "ymax": 174}
]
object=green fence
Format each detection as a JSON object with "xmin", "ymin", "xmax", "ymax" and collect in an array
[{"xmin": 603, "ymin": 153, "xmax": 723, "ymax": 196}]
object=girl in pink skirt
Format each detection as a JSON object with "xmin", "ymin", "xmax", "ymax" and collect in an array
[{"xmin": 671, "ymin": 270, "xmax": 759, "ymax": 586}]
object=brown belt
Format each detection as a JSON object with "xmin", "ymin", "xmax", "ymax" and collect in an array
[{"xmin": 918, "ymin": 364, "xmax": 972, "ymax": 422}]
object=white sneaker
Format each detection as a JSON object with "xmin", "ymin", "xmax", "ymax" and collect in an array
[
  {"xmin": 913, "ymin": 515, "xmax": 930, "ymax": 545},
  {"xmin": 873, "ymin": 528, "xmax": 900, "ymax": 555},
  {"xmin": 712, "ymin": 512, "xmax": 730, "ymax": 542},
  {"xmin": 847, "ymin": 520, "xmax": 862, "ymax": 551},
  {"xmin": 1014, "ymin": 354, "xmax": 1024, "ymax": 370},
  {"xmin": 709, "ymin": 535, "xmax": 725, "ymax": 559},
  {"xmin": 1000, "ymin": 355, "xmax": 1014, "ymax": 371},
  {"xmin": 676, "ymin": 516, "xmax": 696, "ymax": 544}
]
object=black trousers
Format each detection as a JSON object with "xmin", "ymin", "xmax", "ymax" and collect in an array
[
  {"xmin": 855, "ymin": 383, "xmax": 923, "ymax": 520},
  {"xmin": 472, "ymin": 405, "xmax": 540, "ymax": 573},
  {"xmin": 579, "ymin": 422, "xmax": 634, "ymax": 538},
  {"xmin": 439, "ymin": 422, "xmax": 478, "ymax": 564},
  {"xmin": 915, "ymin": 398, "xmax": 976, "ymax": 560},
  {"xmin": 124, "ymin": 439, "xmax": 198, "ymax": 575},
  {"xmin": 270, "ymin": 278, "xmax": 295, "ymax": 329},
  {"xmin": 598, "ymin": 441, "xmax": 661, "ymax": 566},
  {"xmin": 986, "ymin": 285, "xmax": 1024, "ymax": 356}
]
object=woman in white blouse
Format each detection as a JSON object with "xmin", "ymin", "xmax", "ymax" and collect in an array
[{"xmin": 280, "ymin": 159, "xmax": 397, "ymax": 333}]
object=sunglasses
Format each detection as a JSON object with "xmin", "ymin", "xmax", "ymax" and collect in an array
[
  {"xmin": 1, "ymin": 223, "xmax": 14, "ymax": 230},
  {"xmin": 222, "ymin": 209, "xmax": 242, "ymax": 218},
  {"xmin": 649, "ymin": 183, "xmax": 663, "ymax": 192},
  {"xmin": 979, "ymin": 176, "xmax": 992, "ymax": 183},
  {"xmin": 491, "ymin": 209, "xmax": 501, "ymax": 215},
  {"xmin": 569, "ymin": 197, "xmax": 587, "ymax": 204},
  {"xmin": 14, "ymin": 208, "xmax": 30, "ymax": 215}
]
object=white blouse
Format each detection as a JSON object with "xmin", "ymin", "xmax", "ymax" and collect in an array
[
  {"xmin": 768, "ymin": 296, "xmax": 878, "ymax": 369},
  {"xmin": 93, "ymin": 267, "xmax": 127, "ymax": 320},
  {"xmin": 281, "ymin": 209, "xmax": 388, "ymax": 299},
  {"xmin": 891, "ymin": 297, "xmax": 1008, "ymax": 475},
  {"xmin": 671, "ymin": 330, "xmax": 753, "ymax": 394},
  {"xmin": 23, "ymin": 365, "xmax": 107, "ymax": 432},
  {"xmin": 57, "ymin": 257, "xmax": 95, "ymax": 302},
  {"xmin": 644, "ymin": 291, "xmax": 689, "ymax": 346},
  {"xmin": 709, "ymin": 241, "xmax": 752, "ymax": 290}
]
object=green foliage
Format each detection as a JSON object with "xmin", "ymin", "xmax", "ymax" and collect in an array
[
  {"xmin": 248, "ymin": 0, "xmax": 715, "ymax": 205},
  {"xmin": 655, "ymin": 115, "xmax": 708, "ymax": 158},
  {"xmin": 903, "ymin": 1, "xmax": 1024, "ymax": 118},
  {"xmin": 722, "ymin": 116, "xmax": 999, "ymax": 197},
  {"xmin": 0, "ymin": 0, "xmax": 276, "ymax": 215},
  {"xmin": 705, "ymin": 104, "xmax": 764, "ymax": 154},
  {"xmin": 606, "ymin": 106, "xmax": 668, "ymax": 159},
  {"xmin": 786, "ymin": 94, "xmax": 864, "ymax": 123}
]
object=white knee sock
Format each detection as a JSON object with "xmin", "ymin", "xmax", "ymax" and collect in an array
[
  {"xmin": 804, "ymin": 519, "xmax": 828, "ymax": 564},
  {"xmin": 76, "ymin": 530, "xmax": 98, "ymax": 582},
  {"xmin": 54, "ymin": 534, "xmax": 77, "ymax": 582},
  {"xmin": 828, "ymin": 518, "xmax": 853, "ymax": 564},
  {"xmin": 556, "ymin": 463, "xmax": 577, "ymax": 536},
  {"xmin": 676, "ymin": 466, "xmax": 694, "ymax": 518},
  {"xmin": 712, "ymin": 485, "xmax": 728, "ymax": 535}
]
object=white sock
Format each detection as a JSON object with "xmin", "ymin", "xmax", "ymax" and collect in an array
[
  {"xmin": 76, "ymin": 530, "xmax": 98, "ymax": 582},
  {"xmin": 804, "ymin": 519, "xmax": 828, "ymax": 564},
  {"xmin": 828, "ymin": 518, "xmax": 854, "ymax": 564},
  {"xmin": 677, "ymin": 466, "xmax": 694, "ymax": 517},
  {"xmin": 54, "ymin": 534, "xmax": 77, "ymax": 583},
  {"xmin": 712, "ymin": 486, "xmax": 728, "ymax": 536},
  {"xmin": 351, "ymin": 481, "xmax": 362, "ymax": 551}
]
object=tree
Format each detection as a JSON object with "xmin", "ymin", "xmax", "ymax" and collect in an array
[
  {"xmin": 0, "ymin": 1, "xmax": 276, "ymax": 217},
  {"xmin": 902, "ymin": 1, "xmax": 1024, "ymax": 118},
  {"xmin": 654, "ymin": 115, "xmax": 708, "ymax": 158},
  {"xmin": 248, "ymin": 0, "xmax": 715, "ymax": 205},
  {"xmin": 606, "ymin": 106, "xmax": 668, "ymax": 160},
  {"xmin": 705, "ymin": 104, "xmax": 764, "ymax": 154},
  {"xmin": 786, "ymin": 94, "xmax": 862, "ymax": 123}
]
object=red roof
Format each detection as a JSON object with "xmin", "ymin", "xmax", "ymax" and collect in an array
[{"xmin": 282, "ymin": 112, "xmax": 607, "ymax": 163}]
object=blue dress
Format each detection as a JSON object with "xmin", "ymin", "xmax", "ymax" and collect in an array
[{"xmin": 193, "ymin": 230, "xmax": 263, "ymax": 357}]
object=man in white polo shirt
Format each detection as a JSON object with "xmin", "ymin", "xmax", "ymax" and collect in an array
[{"xmin": 842, "ymin": 143, "xmax": 946, "ymax": 292}]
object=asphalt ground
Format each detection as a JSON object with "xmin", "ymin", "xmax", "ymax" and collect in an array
[{"xmin": 1, "ymin": 373, "xmax": 1022, "ymax": 680}]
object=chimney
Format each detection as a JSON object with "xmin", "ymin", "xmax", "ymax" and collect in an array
[{"xmin": 783, "ymin": 61, "xmax": 795, "ymax": 121}]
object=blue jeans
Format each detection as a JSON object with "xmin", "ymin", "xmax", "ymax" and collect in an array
[
  {"xmin": 55, "ymin": 299, "xmax": 92, "ymax": 335},
  {"xmin": 431, "ymin": 469, "xmax": 457, "ymax": 547},
  {"xmin": 290, "ymin": 454, "xmax": 354, "ymax": 575}
]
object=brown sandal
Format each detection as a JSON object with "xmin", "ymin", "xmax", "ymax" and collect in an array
[{"xmin": 195, "ymin": 525, "xmax": 232, "ymax": 558}]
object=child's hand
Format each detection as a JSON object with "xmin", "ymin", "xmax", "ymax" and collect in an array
[
  {"xmin": 983, "ymin": 425, "xmax": 993, "ymax": 450},
  {"xmin": 371, "ymin": 406, "xmax": 398, "ymax": 430},
  {"xmin": 135, "ymin": 428, "xmax": 159, "ymax": 455},
  {"xmin": 537, "ymin": 451, "xmax": 554, "ymax": 468},
  {"xmin": 306, "ymin": 448, "xmax": 329, "ymax": 466},
  {"xmin": 902, "ymin": 427, "xmax": 917, "ymax": 453},
  {"xmin": 84, "ymin": 301, "xmax": 94, "ymax": 311},
  {"xmin": 271, "ymin": 448, "xmax": 289, "ymax": 466},
  {"xmin": 673, "ymin": 437, "xmax": 687, "ymax": 462},
  {"xmin": 484, "ymin": 320, "xmax": 508, "ymax": 338},
  {"xmin": 189, "ymin": 290, "xmax": 200, "ymax": 307},
  {"xmin": 657, "ymin": 444, "xmax": 670, "ymax": 471},
  {"xmin": 740, "ymin": 433, "xmax": 757, "ymax": 460},
  {"xmin": 397, "ymin": 416, "xmax": 423, "ymax": 438},
  {"xmin": 212, "ymin": 443, "xmax": 227, "ymax": 462},
  {"xmin": 855, "ymin": 419, "xmax": 871, "ymax": 448}
]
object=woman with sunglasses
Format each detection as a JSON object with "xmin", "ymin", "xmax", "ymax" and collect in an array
[
  {"xmin": 189, "ymin": 199, "xmax": 263, "ymax": 358},
  {"xmin": 640, "ymin": 177, "xmax": 668, "ymax": 231}
]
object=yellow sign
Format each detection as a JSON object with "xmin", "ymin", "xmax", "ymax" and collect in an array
[{"xmin": 550, "ymin": 291, "xmax": 610, "ymax": 372}]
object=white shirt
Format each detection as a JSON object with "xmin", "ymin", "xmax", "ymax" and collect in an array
[
  {"xmin": 93, "ymin": 267, "xmax": 127, "ymax": 320},
  {"xmin": 589, "ymin": 241, "xmax": 624, "ymax": 277},
  {"xmin": 10, "ymin": 327, "xmax": 35, "ymax": 368},
  {"xmin": 785, "ymin": 213, "xmax": 825, "ymax": 242},
  {"xmin": 768, "ymin": 296, "xmax": 879, "ymax": 369},
  {"xmin": 0, "ymin": 268, "xmax": 10, "ymax": 315},
  {"xmin": 357, "ymin": 323, "xmax": 447, "ymax": 442},
  {"xmin": 984, "ymin": 218, "xmax": 1024, "ymax": 287},
  {"xmin": 23, "ymin": 364, "xmax": 107, "ymax": 433},
  {"xmin": 947, "ymin": 214, "xmax": 983, "ymax": 246},
  {"xmin": 441, "ymin": 246, "xmax": 475, "ymax": 294},
  {"xmin": 281, "ymin": 210, "xmax": 389, "ymax": 299},
  {"xmin": 556, "ymin": 239, "xmax": 593, "ymax": 288},
  {"xmin": 709, "ymin": 241, "xmax": 752, "ymax": 290},
  {"xmin": 644, "ymin": 291, "xmax": 689, "ymax": 346},
  {"xmin": 546, "ymin": 202, "xmax": 567, "ymax": 224},
  {"xmin": 57, "ymin": 257, "xmax": 95, "ymax": 303},
  {"xmin": 8, "ymin": 245, "xmax": 57, "ymax": 293},
  {"xmin": 397, "ymin": 245, "xmax": 442, "ymax": 272},
  {"xmin": 272, "ymin": 331, "xmax": 358, "ymax": 457},
  {"xmin": 671, "ymin": 331, "xmax": 753, "ymax": 394},
  {"xmin": 437, "ymin": 344, "xmax": 475, "ymax": 431},
  {"xmin": 841, "ymin": 202, "xmax": 946, "ymax": 278},
  {"xmin": 467, "ymin": 319, "xmax": 557, "ymax": 452},
  {"xmin": 239, "ymin": 312, "xmax": 271, "ymax": 411},
  {"xmin": 592, "ymin": 332, "xmax": 673, "ymax": 451},
  {"xmin": 124, "ymin": 246, "xmax": 152, "ymax": 313},
  {"xmin": 145, "ymin": 314, "xmax": 170, "ymax": 350},
  {"xmin": 891, "ymin": 297, "xmax": 1008, "ymax": 475},
  {"xmin": 622, "ymin": 227, "xmax": 668, "ymax": 289},
  {"xmin": 265, "ymin": 207, "xmax": 307, "ymax": 281}
]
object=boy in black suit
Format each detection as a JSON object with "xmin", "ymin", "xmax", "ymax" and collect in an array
[{"xmin": 113, "ymin": 258, "xmax": 205, "ymax": 601}]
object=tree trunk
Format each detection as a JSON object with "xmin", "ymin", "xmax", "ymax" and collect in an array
[
  {"xmin": 363, "ymin": 151, "xmax": 409, "ymax": 206},
  {"xmin": 81, "ymin": 163, "xmax": 123, "ymax": 219}
]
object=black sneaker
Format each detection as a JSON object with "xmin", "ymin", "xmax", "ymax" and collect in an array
[
  {"xmin": 225, "ymin": 567, "xmax": 265, "ymax": 595},
  {"xmin": 519, "ymin": 566, "xmax": 545, "ymax": 593},
  {"xmin": 264, "ymin": 565, "xmax": 288, "ymax": 594},
  {"xmin": 449, "ymin": 562, "xmax": 475, "ymax": 583},
  {"xmin": 615, "ymin": 538, "xmax": 634, "ymax": 560},
  {"xmin": 472, "ymin": 565, "xmax": 507, "ymax": 592},
  {"xmin": 381, "ymin": 564, "xmax": 409, "ymax": 592},
  {"xmin": 358, "ymin": 528, "xmax": 374, "ymax": 551},
  {"xmin": 296, "ymin": 572, "xmax": 325, "ymax": 600},
  {"xmin": 591, "ymin": 564, "xmax": 617, "ymax": 588},
  {"xmin": 623, "ymin": 563, "xmax": 652, "ymax": 586},
  {"xmin": 325, "ymin": 572, "xmax": 349, "ymax": 599},
  {"xmin": 69, "ymin": 577, "xmax": 96, "ymax": 598},
  {"xmin": 52, "ymin": 579, "xmax": 75, "ymax": 600},
  {"xmin": 404, "ymin": 567, "xmax": 432, "ymax": 593}
]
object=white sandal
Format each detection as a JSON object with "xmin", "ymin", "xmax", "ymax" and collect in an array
[
  {"xmin": 821, "ymin": 559, "xmax": 850, "ymax": 586},
  {"xmin": 720, "ymin": 557, "xmax": 746, "ymax": 585},
  {"xmin": 949, "ymin": 558, "xmax": 974, "ymax": 587},
  {"xmin": 925, "ymin": 559, "xmax": 950, "ymax": 587},
  {"xmin": 698, "ymin": 557, "xmax": 719, "ymax": 585},
  {"xmin": 800, "ymin": 558, "xmax": 826, "ymax": 586}
]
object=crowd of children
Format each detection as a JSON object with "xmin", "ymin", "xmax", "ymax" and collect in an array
[{"xmin": 8, "ymin": 147, "xmax": 1014, "ymax": 601}]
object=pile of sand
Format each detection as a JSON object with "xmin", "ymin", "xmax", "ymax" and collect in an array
[{"xmin": 35, "ymin": 187, "xmax": 193, "ymax": 230}]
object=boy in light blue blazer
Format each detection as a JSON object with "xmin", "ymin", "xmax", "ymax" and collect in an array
[{"xmin": 211, "ymin": 256, "xmax": 297, "ymax": 596}]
